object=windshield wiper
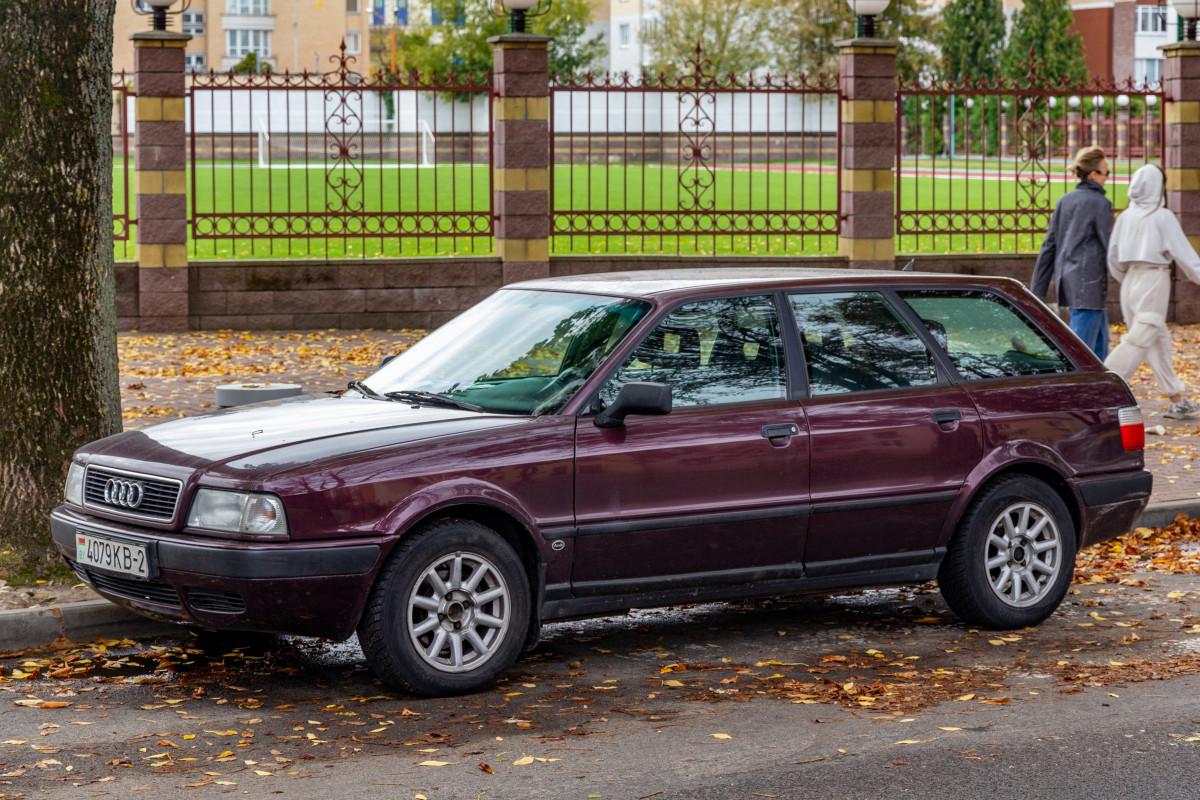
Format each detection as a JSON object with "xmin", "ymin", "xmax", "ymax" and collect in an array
[
  {"xmin": 346, "ymin": 380, "xmax": 385, "ymax": 400},
  {"xmin": 385, "ymin": 390, "xmax": 484, "ymax": 413}
]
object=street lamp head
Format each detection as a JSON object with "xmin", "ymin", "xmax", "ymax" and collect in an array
[
  {"xmin": 493, "ymin": 0, "xmax": 551, "ymax": 33},
  {"xmin": 1093, "ymin": 95, "xmax": 1106, "ymax": 107},
  {"xmin": 131, "ymin": 0, "xmax": 190, "ymax": 32},
  {"xmin": 1047, "ymin": 96, "xmax": 1057, "ymax": 108},
  {"xmin": 1171, "ymin": 0, "xmax": 1200, "ymax": 40},
  {"xmin": 1147, "ymin": 94, "xmax": 1159, "ymax": 107},
  {"xmin": 847, "ymin": 0, "xmax": 891, "ymax": 38},
  {"xmin": 965, "ymin": 98, "xmax": 974, "ymax": 109},
  {"xmin": 1068, "ymin": 96, "xmax": 1081, "ymax": 109},
  {"xmin": 1117, "ymin": 94, "xmax": 1130, "ymax": 107}
]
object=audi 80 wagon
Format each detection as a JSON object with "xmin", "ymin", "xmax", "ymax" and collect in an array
[{"xmin": 53, "ymin": 269, "xmax": 1152, "ymax": 696}]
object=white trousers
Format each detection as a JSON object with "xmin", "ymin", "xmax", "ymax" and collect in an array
[{"xmin": 1104, "ymin": 266, "xmax": 1185, "ymax": 398}]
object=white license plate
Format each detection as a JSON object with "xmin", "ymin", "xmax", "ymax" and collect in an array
[{"xmin": 76, "ymin": 532, "xmax": 149, "ymax": 579}]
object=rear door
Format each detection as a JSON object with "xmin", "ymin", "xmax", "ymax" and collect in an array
[
  {"xmin": 787, "ymin": 289, "xmax": 983, "ymax": 576},
  {"xmin": 571, "ymin": 293, "xmax": 810, "ymax": 596}
]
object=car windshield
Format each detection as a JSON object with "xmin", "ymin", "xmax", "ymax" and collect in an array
[{"xmin": 364, "ymin": 289, "xmax": 652, "ymax": 415}]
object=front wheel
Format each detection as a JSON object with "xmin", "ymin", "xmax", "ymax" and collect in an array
[
  {"xmin": 938, "ymin": 475, "xmax": 1076, "ymax": 629},
  {"xmin": 358, "ymin": 519, "xmax": 530, "ymax": 697}
]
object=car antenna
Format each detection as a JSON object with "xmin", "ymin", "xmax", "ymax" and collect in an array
[{"xmin": 902, "ymin": 259, "xmax": 915, "ymax": 272}]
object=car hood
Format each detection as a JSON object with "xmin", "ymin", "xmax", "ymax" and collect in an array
[{"xmin": 82, "ymin": 394, "xmax": 529, "ymax": 475}]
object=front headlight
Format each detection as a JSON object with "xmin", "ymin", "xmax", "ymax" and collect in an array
[
  {"xmin": 186, "ymin": 489, "xmax": 288, "ymax": 536},
  {"xmin": 64, "ymin": 463, "xmax": 84, "ymax": 506}
]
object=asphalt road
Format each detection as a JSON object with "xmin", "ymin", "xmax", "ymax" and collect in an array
[{"xmin": 3, "ymin": 573, "xmax": 1200, "ymax": 800}]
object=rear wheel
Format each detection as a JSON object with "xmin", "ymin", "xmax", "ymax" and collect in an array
[
  {"xmin": 938, "ymin": 475, "xmax": 1076, "ymax": 629},
  {"xmin": 357, "ymin": 519, "xmax": 530, "ymax": 697}
]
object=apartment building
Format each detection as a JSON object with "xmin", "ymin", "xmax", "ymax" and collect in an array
[
  {"xmin": 1004, "ymin": 0, "xmax": 1178, "ymax": 84},
  {"xmin": 114, "ymin": 0, "xmax": 373, "ymax": 75},
  {"xmin": 588, "ymin": 0, "xmax": 656, "ymax": 76}
]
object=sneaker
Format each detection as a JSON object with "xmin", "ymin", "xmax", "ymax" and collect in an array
[{"xmin": 1164, "ymin": 399, "xmax": 1200, "ymax": 420}]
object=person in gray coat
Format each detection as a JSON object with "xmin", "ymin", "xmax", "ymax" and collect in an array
[{"xmin": 1030, "ymin": 146, "xmax": 1114, "ymax": 359}]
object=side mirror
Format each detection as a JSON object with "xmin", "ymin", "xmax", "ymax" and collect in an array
[
  {"xmin": 593, "ymin": 382, "xmax": 672, "ymax": 428},
  {"xmin": 379, "ymin": 354, "xmax": 397, "ymax": 369}
]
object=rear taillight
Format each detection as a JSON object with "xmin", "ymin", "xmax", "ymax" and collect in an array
[{"xmin": 1118, "ymin": 406, "xmax": 1145, "ymax": 451}]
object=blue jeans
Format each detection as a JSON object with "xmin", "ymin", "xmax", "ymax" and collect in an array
[{"xmin": 1069, "ymin": 308, "xmax": 1108, "ymax": 360}]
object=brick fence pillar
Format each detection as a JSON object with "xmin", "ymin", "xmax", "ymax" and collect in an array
[
  {"xmin": 489, "ymin": 33, "xmax": 552, "ymax": 284},
  {"xmin": 133, "ymin": 30, "xmax": 190, "ymax": 331},
  {"xmin": 837, "ymin": 37, "xmax": 897, "ymax": 270},
  {"xmin": 1162, "ymin": 40, "xmax": 1200, "ymax": 323}
]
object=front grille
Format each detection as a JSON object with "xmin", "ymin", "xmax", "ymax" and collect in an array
[
  {"xmin": 82, "ymin": 568, "xmax": 181, "ymax": 608},
  {"xmin": 84, "ymin": 466, "xmax": 182, "ymax": 522},
  {"xmin": 187, "ymin": 589, "xmax": 246, "ymax": 614}
]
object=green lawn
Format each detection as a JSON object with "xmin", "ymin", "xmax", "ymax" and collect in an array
[{"xmin": 111, "ymin": 161, "xmax": 1130, "ymax": 260}]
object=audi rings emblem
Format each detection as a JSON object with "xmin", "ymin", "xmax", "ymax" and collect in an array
[{"xmin": 104, "ymin": 478, "xmax": 145, "ymax": 509}]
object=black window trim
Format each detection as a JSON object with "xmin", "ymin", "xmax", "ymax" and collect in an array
[
  {"xmin": 891, "ymin": 285, "xmax": 1081, "ymax": 383},
  {"xmin": 578, "ymin": 289, "xmax": 797, "ymax": 416}
]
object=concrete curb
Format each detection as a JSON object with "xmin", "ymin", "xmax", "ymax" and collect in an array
[
  {"xmin": 0, "ymin": 600, "xmax": 178, "ymax": 653},
  {"xmin": 1, "ymin": 499, "xmax": 1197, "ymax": 655}
]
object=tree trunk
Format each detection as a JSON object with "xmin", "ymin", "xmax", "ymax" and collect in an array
[{"xmin": 0, "ymin": 0, "xmax": 122, "ymax": 575}]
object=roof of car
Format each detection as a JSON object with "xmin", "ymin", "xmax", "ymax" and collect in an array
[{"xmin": 509, "ymin": 268, "xmax": 1016, "ymax": 300}]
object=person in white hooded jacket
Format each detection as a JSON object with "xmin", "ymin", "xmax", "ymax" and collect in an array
[{"xmin": 1104, "ymin": 164, "xmax": 1200, "ymax": 419}]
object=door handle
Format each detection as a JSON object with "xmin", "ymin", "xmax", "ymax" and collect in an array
[
  {"xmin": 931, "ymin": 409, "xmax": 962, "ymax": 424},
  {"xmin": 762, "ymin": 423, "xmax": 800, "ymax": 439}
]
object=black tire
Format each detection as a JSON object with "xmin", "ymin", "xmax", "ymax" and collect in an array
[
  {"xmin": 938, "ymin": 474, "xmax": 1076, "ymax": 629},
  {"xmin": 357, "ymin": 519, "xmax": 530, "ymax": 697}
]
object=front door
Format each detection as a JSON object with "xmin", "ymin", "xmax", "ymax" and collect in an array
[{"xmin": 571, "ymin": 293, "xmax": 810, "ymax": 596}]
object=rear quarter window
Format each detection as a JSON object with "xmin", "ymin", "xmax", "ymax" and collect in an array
[{"xmin": 898, "ymin": 290, "xmax": 1073, "ymax": 380}]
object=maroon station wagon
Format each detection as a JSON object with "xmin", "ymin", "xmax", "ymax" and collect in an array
[{"xmin": 52, "ymin": 269, "xmax": 1152, "ymax": 696}]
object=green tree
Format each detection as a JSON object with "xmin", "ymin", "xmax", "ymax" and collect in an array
[
  {"xmin": 0, "ymin": 0, "xmax": 122, "ymax": 575},
  {"xmin": 940, "ymin": 0, "xmax": 1006, "ymax": 81},
  {"xmin": 641, "ymin": 0, "xmax": 774, "ymax": 79},
  {"xmin": 1003, "ymin": 0, "xmax": 1088, "ymax": 85},
  {"xmin": 770, "ymin": 0, "xmax": 940, "ymax": 84},
  {"xmin": 373, "ymin": 0, "xmax": 606, "ymax": 83}
]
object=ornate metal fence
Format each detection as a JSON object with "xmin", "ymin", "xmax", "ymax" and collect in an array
[
  {"xmin": 187, "ymin": 46, "xmax": 492, "ymax": 259},
  {"xmin": 550, "ymin": 47, "xmax": 840, "ymax": 256},
  {"xmin": 113, "ymin": 73, "xmax": 135, "ymax": 260},
  {"xmin": 897, "ymin": 63, "xmax": 1164, "ymax": 254}
]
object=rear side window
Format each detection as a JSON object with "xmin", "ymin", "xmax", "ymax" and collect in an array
[
  {"xmin": 898, "ymin": 290, "xmax": 1071, "ymax": 379},
  {"xmin": 789, "ymin": 291, "xmax": 936, "ymax": 395}
]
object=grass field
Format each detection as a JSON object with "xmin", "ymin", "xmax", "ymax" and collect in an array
[{"xmin": 111, "ymin": 161, "xmax": 1137, "ymax": 261}]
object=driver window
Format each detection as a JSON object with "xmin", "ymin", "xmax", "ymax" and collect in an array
[
  {"xmin": 789, "ymin": 291, "xmax": 936, "ymax": 396},
  {"xmin": 602, "ymin": 295, "xmax": 787, "ymax": 408}
]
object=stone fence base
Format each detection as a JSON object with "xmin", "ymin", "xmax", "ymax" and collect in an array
[{"xmin": 116, "ymin": 254, "xmax": 1198, "ymax": 332}]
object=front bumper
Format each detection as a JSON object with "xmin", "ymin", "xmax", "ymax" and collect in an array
[
  {"xmin": 51, "ymin": 507, "xmax": 382, "ymax": 640},
  {"xmin": 1074, "ymin": 469, "xmax": 1153, "ymax": 549}
]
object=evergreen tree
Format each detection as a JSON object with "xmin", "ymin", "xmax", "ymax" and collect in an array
[
  {"xmin": 941, "ymin": 0, "xmax": 1006, "ymax": 81},
  {"xmin": 1002, "ymin": 0, "xmax": 1088, "ymax": 84}
]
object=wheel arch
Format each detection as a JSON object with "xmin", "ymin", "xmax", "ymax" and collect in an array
[
  {"xmin": 943, "ymin": 457, "xmax": 1082, "ymax": 550},
  {"xmin": 383, "ymin": 500, "xmax": 546, "ymax": 650}
]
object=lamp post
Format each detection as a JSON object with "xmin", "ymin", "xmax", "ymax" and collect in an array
[
  {"xmin": 131, "ymin": 0, "xmax": 190, "ymax": 31},
  {"xmin": 847, "ymin": 0, "xmax": 891, "ymax": 38},
  {"xmin": 1067, "ymin": 96, "xmax": 1082, "ymax": 155},
  {"xmin": 1172, "ymin": 0, "xmax": 1200, "ymax": 40},
  {"xmin": 495, "ymin": 0, "xmax": 550, "ymax": 34}
]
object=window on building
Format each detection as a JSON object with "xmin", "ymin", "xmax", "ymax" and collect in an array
[
  {"xmin": 619, "ymin": 23, "xmax": 631, "ymax": 47},
  {"xmin": 182, "ymin": 10, "xmax": 205, "ymax": 35},
  {"xmin": 226, "ymin": 0, "xmax": 270, "ymax": 15},
  {"xmin": 227, "ymin": 29, "xmax": 271, "ymax": 58},
  {"xmin": 1136, "ymin": 58, "xmax": 1165, "ymax": 85},
  {"xmin": 1137, "ymin": 5, "xmax": 1168, "ymax": 33},
  {"xmin": 346, "ymin": 0, "xmax": 360, "ymax": 12},
  {"xmin": 185, "ymin": 52, "xmax": 207, "ymax": 73},
  {"xmin": 346, "ymin": 30, "xmax": 362, "ymax": 54}
]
